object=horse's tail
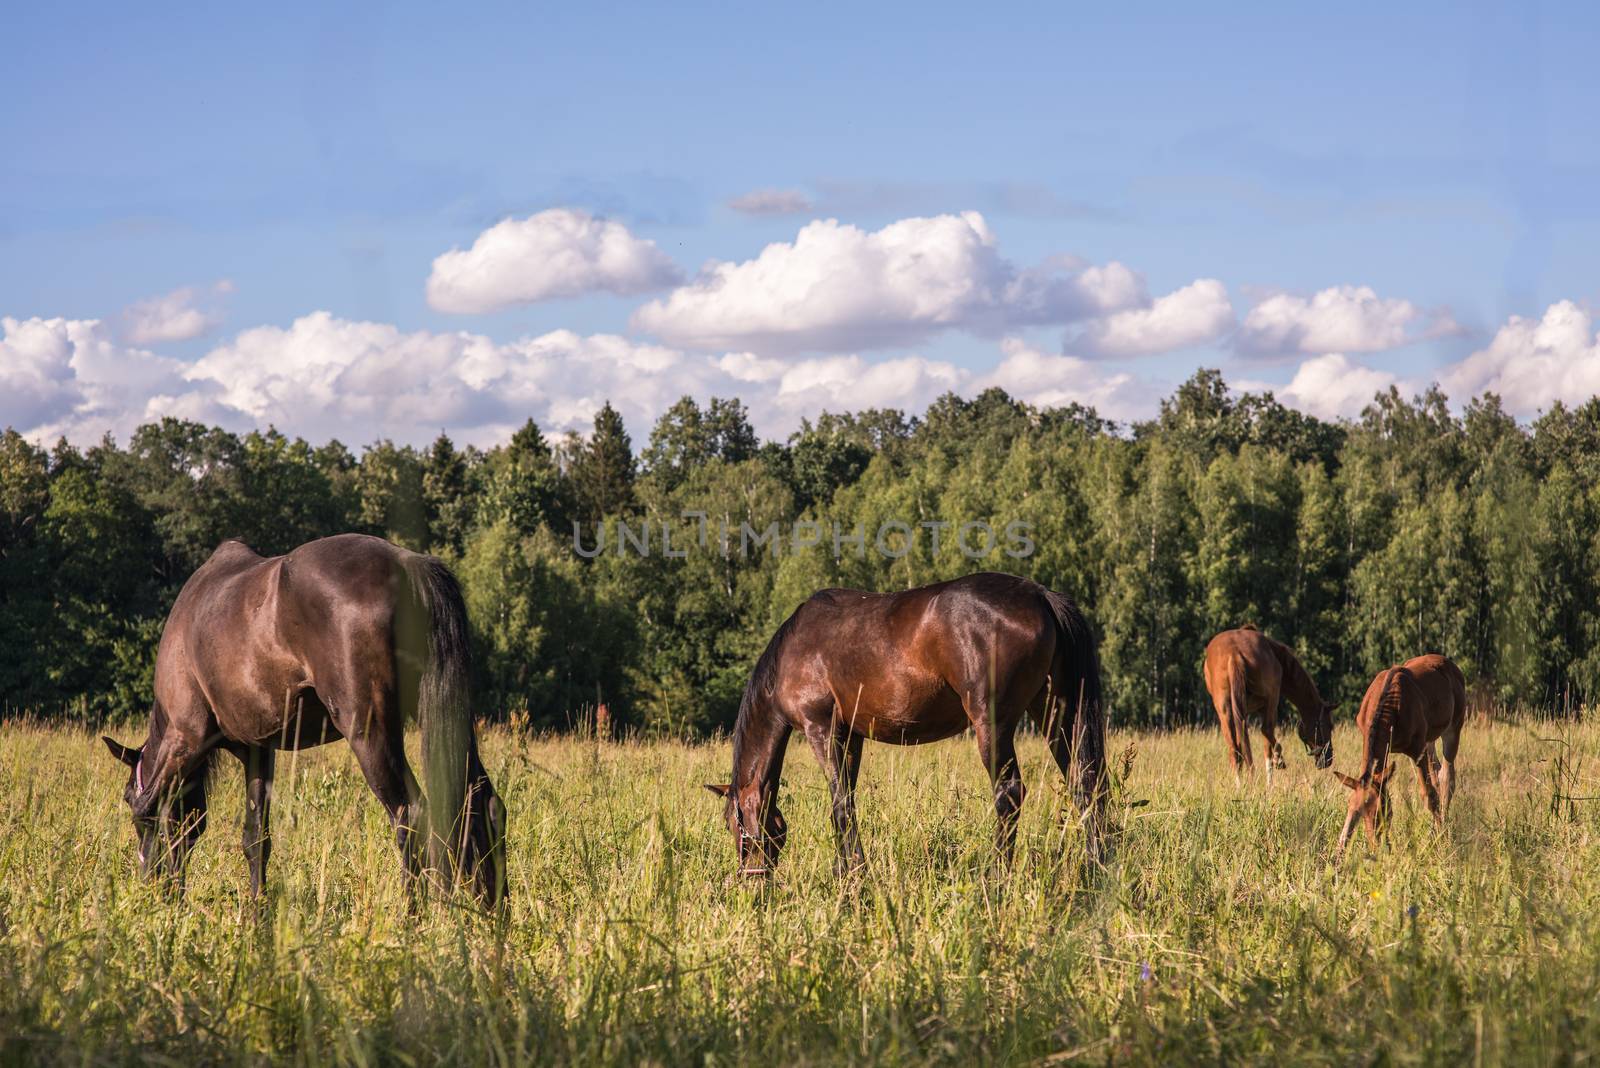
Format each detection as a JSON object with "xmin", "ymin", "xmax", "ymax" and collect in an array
[
  {"xmin": 1225, "ymin": 657, "xmax": 1252, "ymax": 768},
  {"xmin": 399, "ymin": 552, "xmax": 506, "ymax": 903},
  {"xmin": 1043, "ymin": 589, "xmax": 1108, "ymax": 859}
]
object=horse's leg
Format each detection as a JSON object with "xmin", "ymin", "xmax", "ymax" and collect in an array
[
  {"xmin": 1043, "ymin": 684, "xmax": 1107, "ymax": 869},
  {"xmin": 241, "ymin": 746, "xmax": 275, "ymax": 899},
  {"xmin": 805, "ymin": 722, "xmax": 866, "ymax": 874},
  {"xmin": 344, "ymin": 719, "xmax": 426, "ymax": 894},
  {"xmin": 1438, "ymin": 731, "xmax": 1459, "ymax": 814},
  {"xmin": 1213, "ymin": 700, "xmax": 1245, "ymax": 785},
  {"xmin": 972, "ymin": 699, "xmax": 1025, "ymax": 864},
  {"xmin": 1261, "ymin": 691, "xmax": 1286, "ymax": 778},
  {"xmin": 460, "ymin": 740, "xmax": 508, "ymax": 905},
  {"xmin": 1414, "ymin": 754, "xmax": 1443, "ymax": 829}
]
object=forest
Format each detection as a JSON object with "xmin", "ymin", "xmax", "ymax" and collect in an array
[{"xmin": 3, "ymin": 369, "xmax": 1598, "ymax": 734}]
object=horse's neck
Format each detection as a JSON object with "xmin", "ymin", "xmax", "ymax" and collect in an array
[
  {"xmin": 1276, "ymin": 646, "xmax": 1320, "ymax": 712},
  {"xmin": 731, "ymin": 705, "xmax": 786, "ymax": 794},
  {"xmin": 1361, "ymin": 674, "xmax": 1400, "ymax": 779},
  {"xmin": 1362, "ymin": 711, "xmax": 1394, "ymax": 779}
]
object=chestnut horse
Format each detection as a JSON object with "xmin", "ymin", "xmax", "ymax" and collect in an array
[
  {"xmin": 706, "ymin": 572, "xmax": 1107, "ymax": 877},
  {"xmin": 101, "ymin": 534, "xmax": 507, "ymax": 904},
  {"xmin": 1333, "ymin": 653, "xmax": 1466, "ymax": 860},
  {"xmin": 1203, "ymin": 626, "xmax": 1335, "ymax": 781}
]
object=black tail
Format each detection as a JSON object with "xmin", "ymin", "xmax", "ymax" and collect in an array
[
  {"xmin": 398, "ymin": 553, "xmax": 507, "ymax": 904},
  {"xmin": 1044, "ymin": 589, "xmax": 1108, "ymax": 860}
]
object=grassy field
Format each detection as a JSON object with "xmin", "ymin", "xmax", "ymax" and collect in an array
[{"xmin": 3, "ymin": 716, "xmax": 1600, "ymax": 1066}]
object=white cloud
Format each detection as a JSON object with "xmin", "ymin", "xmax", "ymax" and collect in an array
[
  {"xmin": 1, "ymin": 316, "xmax": 188, "ymax": 440},
  {"xmin": 1069, "ymin": 278, "xmax": 1234, "ymax": 358},
  {"xmin": 1441, "ymin": 300, "xmax": 1600, "ymax": 416},
  {"xmin": 159, "ymin": 312, "xmax": 714, "ymax": 447},
  {"xmin": 630, "ymin": 212, "xmax": 1144, "ymax": 354},
  {"xmin": 7, "ymin": 306, "xmax": 1185, "ymax": 448},
  {"xmin": 727, "ymin": 352, "xmax": 967, "ymax": 423},
  {"xmin": 976, "ymin": 337, "xmax": 1152, "ymax": 422},
  {"xmin": 426, "ymin": 208, "xmax": 684, "ymax": 314},
  {"xmin": 1273, "ymin": 353, "xmax": 1401, "ymax": 420},
  {"xmin": 1237, "ymin": 285, "xmax": 1435, "ymax": 355},
  {"xmin": 77, "ymin": 311, "xmax": 964, "ymax": 446},
  {"xmin": 121, "ymin": 280, "xmax": 233, "ymax": 344},
  {"xmin": 727, "ymin": 188, "xmax": 814, "ymax": 216}
]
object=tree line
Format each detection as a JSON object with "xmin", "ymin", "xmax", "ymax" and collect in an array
[{"xmin": 3, "ymin": 370, "xmax": 1598, "ymax": 733}]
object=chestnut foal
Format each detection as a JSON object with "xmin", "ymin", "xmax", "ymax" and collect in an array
[
  {"xmin": 1203, "ymin": 626, "xmax": 1336, "ymax": 783},
  {"xmin": 1332, "ymin": 654, "xmax": 1466, "ymax": 861}
]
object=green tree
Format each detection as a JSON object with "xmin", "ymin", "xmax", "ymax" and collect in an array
[
  {"xmin": 479, "ymin": 419, "xmax": 566, "ymax": 537},
  {"xmin": 356, "ymin": 441, "xmax": 428, "ymax": 550},
  {"xmin": 422, "ymin": 432, "xmax": 476, "ymax": 555},
  {"xmin": 569, "ymin": 402, "xmax": 636, "ymax": 525}
]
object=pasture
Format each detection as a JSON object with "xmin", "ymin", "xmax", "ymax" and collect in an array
[{"xmin": 3, "ymin": 716, "xmax": 1599, "ymax": 1065}]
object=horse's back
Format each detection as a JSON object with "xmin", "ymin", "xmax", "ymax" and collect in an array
[
  {"xmin": 161, "ymin": 534, "xmax": 418, "ymax": 744},
  {"xmin": 796, "ymin": 572, "xmax": 1049, "ymax": 640},
  {"xmin": 1402, "ymin": 654, "xmax": 1466, "ymax": 735},
  {"xmin": 1204, "ymin": 628, "xmax": 1282, "ymax": 698},
  {"xmin": 773, "ymin": 572, "xmax": 1061, "ymax": 742}
]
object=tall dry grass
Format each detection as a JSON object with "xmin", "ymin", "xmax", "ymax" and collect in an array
[{"xmin": 2, "ymin": 715, "xmax": 1598, "ymax": 1064}]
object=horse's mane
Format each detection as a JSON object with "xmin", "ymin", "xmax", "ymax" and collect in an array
[
  {"xmin": 1364, "ymin": 668, "xmax": 1403, "ymax": 781},
  {"xmin": 730, "ymin": 604, "xmax": 805, "ymax": 786},
  {"xmin": 1273, "ymin": 640, "xmax": 1321, "ymax": 711}
]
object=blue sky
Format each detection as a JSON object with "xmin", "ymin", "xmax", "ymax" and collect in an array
[{"xmin": 4, "ymin": 2, "xmax": 1599, "ymax": 446}]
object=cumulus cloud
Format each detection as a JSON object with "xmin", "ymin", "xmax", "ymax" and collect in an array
[
  {"xmin": 178, "ymin": 313, "xmax": 984, "ymax": 444},
  {"xmin": 720, "ymin": 351, "xmax": 967, "ymax": 424},
  {"xmin": 426, "ymin": 208, "xmax": 684, "ymax": 314},
  {"xmin": 976, "ymin": 337, "xmax": 1152, "ymax": 422},
  {"xmin": 1068, "ymin": 278, "xmax": 1234, "ymax": 358},
  {"xmin": 1272, "ymin": 353, "xmax": 1402, "ymax": 420},
  {"xmin": 1236, "ymin": 284, "xmax": 1446, "ymax": 356},
  {"xmin": 158, "ymin": 313, "xmax": 709, "ymax": 446},
  {"xmin": 1, "ymin": 316, "xmax": 188, "ymax": 439},
  {"xmin": 630, "ymin": 212, "xmax": 1144, "ymax": 354},
  {"xmin": 727, "ymin": 188, "xmax": 814, "ymax": 216},
  {"xmin": 6, "ymin": 306, "xmax": 1189, "ymax": 448},
  {"xmin": 120, "ymin": 280, "xmax": 233, "ymax": 344},
  {"xmin": 1441, "ymin": 301, "xmax": 1600, "ymax": 416}
]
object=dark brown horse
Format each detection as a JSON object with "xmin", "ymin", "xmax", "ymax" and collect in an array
[
  {"xmin": 1333, "ymin": 653, "xmax": 1466, "ymax": 861},
  {"xmin": 706, "ymin": 572, "xmax": 1107, "ymax": 877},
  {"xmin": 1203, "ymin": 626, "xmax": 1335, "ymax": 782},
  {"xmin": 101, "ymin": 534, "xmax": 507, "ymax": 904}
]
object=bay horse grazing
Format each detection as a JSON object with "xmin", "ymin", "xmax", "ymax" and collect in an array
[
  {"xmin": 101, "ymin": 534, "xmax": 507, "ymax": 905},
  {"xmin": 1203, "ymin": 626, "xmax": 1335, "ymax": 781},
  {"xmin": 705, "ymin": 572, "xmax": 1107, "ymax": 877},
  {"xmin": 1332, "ymin": 653, "xmax": 1466, "ymax": 861}
]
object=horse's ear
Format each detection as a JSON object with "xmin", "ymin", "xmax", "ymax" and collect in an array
[
  {"xmin": 1374, "ymin": 762, "xmax": 1395, "ymax": 785},
  {"xmin": 1325, "ymin": 702, "xmax": 1339, "ymax": 716},
  {"xmin": 703, "ymin": 783, "xmax": 732, "ymax": 799},
  {"xmin": 1331, "ymin": 770, "xmax": 1360, "ymax": 790},
  {"xmin": 102, "ymin": 736, "xmax": 141, "ymax": 768}
]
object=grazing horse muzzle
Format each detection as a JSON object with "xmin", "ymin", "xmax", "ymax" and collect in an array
[
  {"xmin": 1310, "ymin": 742, "xmax": 1334, "ymax": 769},
  {"xmin": 737, "ymin": 833, "xmax": 774, "ymax": 879}
]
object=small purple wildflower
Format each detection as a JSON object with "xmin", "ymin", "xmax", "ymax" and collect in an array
[
  {"xmin": 1139, "ymin": 961, "xmax": 1152, "ymax": 982},
  {"xmin": 1407, "ymin": 904, "xmax": 1419, "ymax": 919}
]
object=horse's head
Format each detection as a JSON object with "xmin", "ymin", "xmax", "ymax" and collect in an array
[
  {"xmin": 1297, "ymin": 700, "xmax": 1336, "ymax": 769},
  {"xmin": 102, "ymin": 736, "xmax": 207, "ymax": 881},
  {"xmin": 704, "ymin": 782, "xmax": 787, "ymax": 878},
  {"xmin": 1332, "ymin": 763, "xmax": 1393, "ymax": 859}
]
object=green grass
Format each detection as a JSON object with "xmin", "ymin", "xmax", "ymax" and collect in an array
[{"xmin": 2, "ymin": 716, "xmax": 1599, "ymax": 1065}]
